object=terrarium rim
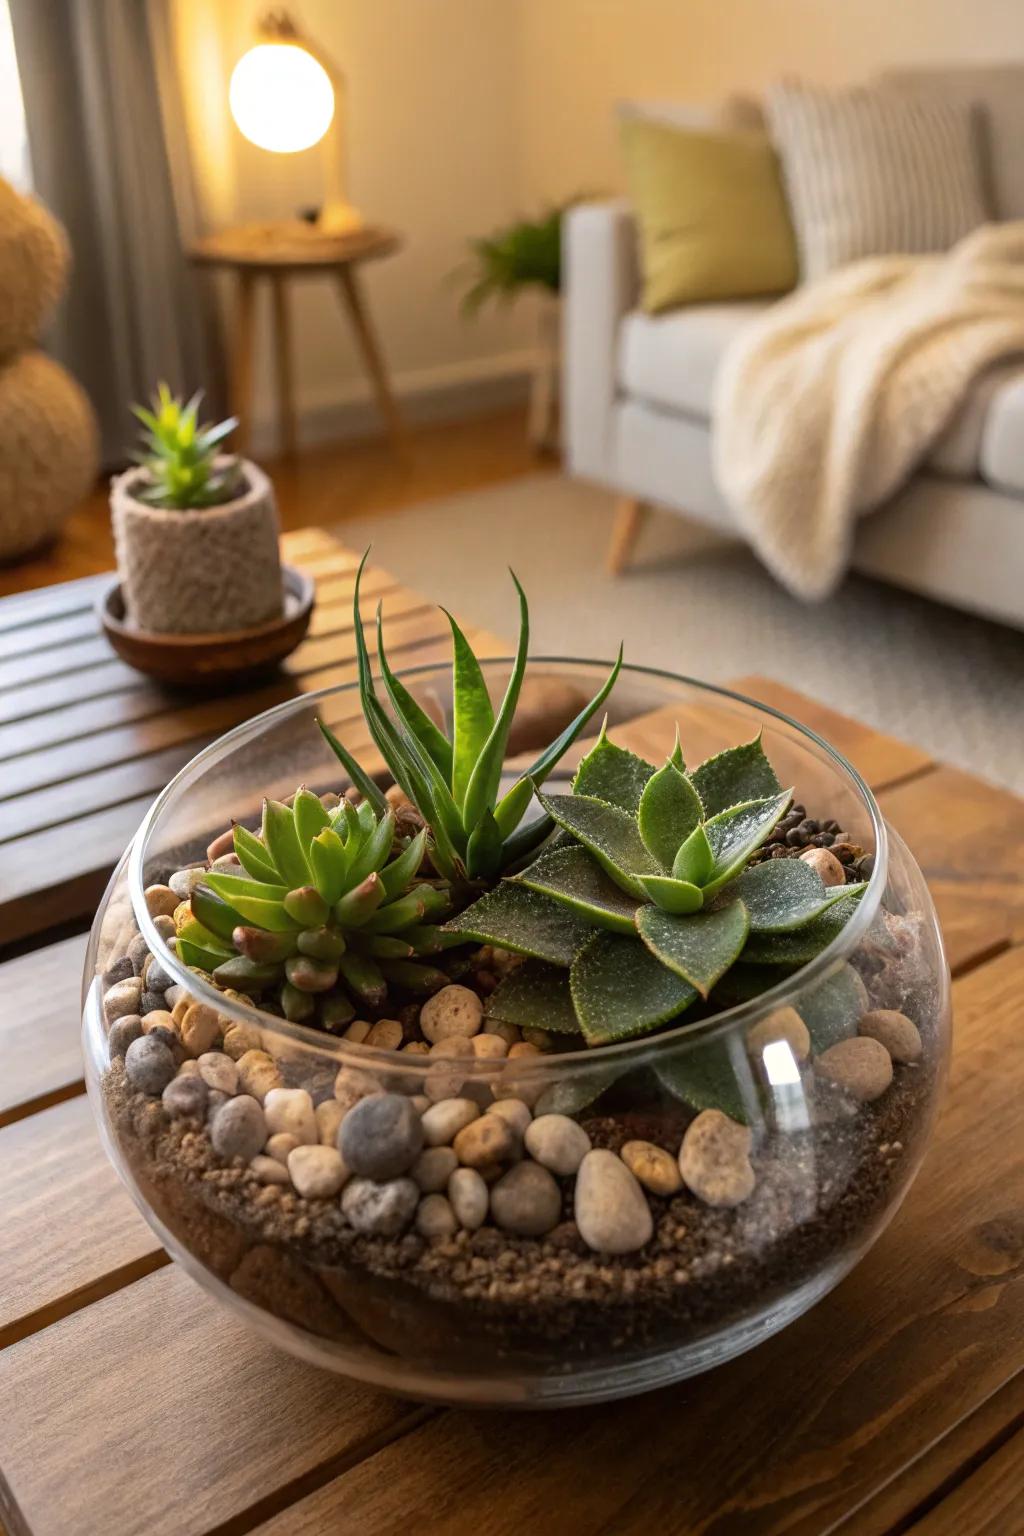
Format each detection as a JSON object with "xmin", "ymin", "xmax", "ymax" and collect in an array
[{"xmin": 124, "ymin": 656, "xmax": 889, "ymax": 1067}]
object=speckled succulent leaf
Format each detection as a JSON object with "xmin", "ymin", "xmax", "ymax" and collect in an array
[
  {"xmin": 355, "ymin": 799, "xmax": 377, "ymax": 836},
  {"xmin": 295, "ymin": 927, "xmax": 345, "ymax": 961},
  {"xmin": 533, "ymin": 1067, "xmax": 625, "ymax": 1119},
  {"xmin": 570, "ymin": 930, "xmax": 698, "ymax": 1045},
  {"xmin": 668, "ymin": 727, "xmax": 686, "ymax": 772},
  {"xmin": 710, "ymin": 962, "xmax": 793, "ymax": 1007},
  {"xmin": 486, "ymin": 959, "xmax": 581, "ymax": 1034},
  {"xmin": 494, "ymin": 807, "xmax": 555, "ymax": 872},
  {"xmin": 635, "ymin": 875, "xmax": 704, "ymax": 914},
  {"xmin": 690, "ymin": 733, "xmax": 782, "ymax": 818},
  {"xmin": 797, "ymin": 963, "xmax": 865, "ymax": 1052},
  {"xmin": 728, "ymin": 859, "xmax": 867, "ymax": 933},
  {"xmin": 466, "ymin": 807, "xmax": 505, "ymax": 880},
  {"xmin": 378, "ymin": 827, "xmax": 428, "ymax": 900},
  {"xmin": 741, "ymin": 892, "xmax": 865, "ymax": 966},
  {"xmin": 571, "ymin": 721, "xmax": 656, "ymax": 813},
  {"xmin": 637, "ymin": 760, "xmax": 704, "ymax": 868},
  {"xmin": 261, "ymin": 799, "xmax": 310, "ymax": 888},
  {"xmin": 292, "ymin": 788, "xmax": 331, "ymax": 850},
  {"xmin": 345, "ymin": 809, "xmax": 396, "ymax": 887},
  {"xmin": 402, "ymin": 923, "xmax": 467, "ymax": 955},
  {"xmin": 443, "ymin": 881, "xmax": 592, "ymax": 966},
  {"xmin": 656, "ymin": 1039, "xmax": 753, "ymax": 1125},
  {"xmin": 443, "ymin": 607, "xmax": 495, "ymax": 808},
  {"xmin": 461, "ymin": 572, "xmax": 530, "ymax": 840},
  {"xmin": 637, "ymin": 900, "xmax": 750, "ymax": 998},
  {"xmin": 672, "ymin": 823, "xmax": 714, "ymax": 886},
  {"xmin": 701, "ymin": 789, "xmax": 794, "ymax": 897},
  {"xmin": 315, "ymin": 717, "xmax": 389, "ymax": 815},
  {"xmin": 233, "ymin": 823, "xmax": 281, "ymax": 883},
  {"xmin": 335, "ymin": 796, "xmax": 363, "ymax": 845},
  {"xmin": 189, "ymin": 885, "xmax": 241, "ymax": 944},
  {"xmin": 536, "ymin": 791, "xmax": 662, "ymax": 900},
  {"xmin": 308, "ymin": 827, "xmax": 350, "ymax": 905},
  {"xmin": 513, "ymin": 844, "xmax": 639, "ymax": 934}
]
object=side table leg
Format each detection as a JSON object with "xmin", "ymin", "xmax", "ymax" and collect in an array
[
  {"xmin": 270, "ymin": 273, "xmax": 298, "ymax": 458},
  {"xmin": 231, "ymin": 270, "xmax": 257, "ymax": 455},
  {"xmin": 334, "ymin": 266, "xmax": 405, "ymax": 454}
]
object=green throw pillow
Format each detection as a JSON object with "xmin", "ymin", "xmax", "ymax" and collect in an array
[{"xmin": 620, "ymin": 116, "xmax": 798, "ymax": 312}]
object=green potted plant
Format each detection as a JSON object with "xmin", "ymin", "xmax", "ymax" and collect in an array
[{"xmin": 110, "ymin": 383, "xmax": 283, "ymax": 634}]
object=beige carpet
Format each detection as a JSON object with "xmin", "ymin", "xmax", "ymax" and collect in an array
[{"xmin": 338, "ymin": 473, "xmax": 1024, "ymax": 793}]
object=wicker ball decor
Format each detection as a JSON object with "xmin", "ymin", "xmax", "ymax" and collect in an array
[
  {"xmin": 0, "ymin": 179, "xmax": 69, "ymax": 357},
  {"xmin": 0, "ymin": 350, "xmax": 99, "ymax": 559}
]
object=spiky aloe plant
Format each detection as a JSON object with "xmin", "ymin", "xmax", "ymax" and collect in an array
[
  {"xmin": 317, "ymin": 554, "xmax": 623, "ymax": 885},
  {"xmin": 444, "ymin": 730, "xmax": 866, "ymax": 1047},
  {"xmin": 131, "ymin": 382, "xmax": 242, "ymax": 509},
  {"xmin": 182, "ymin": 789, "xmax": 458, "ymax": 1028}
]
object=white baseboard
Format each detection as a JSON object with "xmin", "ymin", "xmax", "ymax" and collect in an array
[{"xmin": 248, "ymin": 349, "xmax": 536, "ymax": 457}]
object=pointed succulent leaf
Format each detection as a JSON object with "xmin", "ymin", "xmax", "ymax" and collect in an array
[
  {"xmin": 636, "ymin": 875, "xmax": 704, "ymax": 914},
  {"xmin": 282, "ymin": 885, "xmax": 330, "ymax": 928},
  {"xmin": 637, "ymin": 899, "xmax": 750, "ymax": 998},
  {"xmin": 262, "ymin": 799, "xmax": 310, "ymax": 888},
  {"xmin": 701, "ymin": 789, "xmax": 793, "ymax": 896},
  {"xmin": 690, "ymin": 733, "xmax": 782, "ymax": 818},
  {"xmin": 377, "ymin": 959, "xmax": 449, "ymax": 995},
  {"xmin": 211, "ymin": 954, "xmax": 283, "ymax": 990},
  {"xmin": 485, "ymin": 959, "xmax": 581, "ymax": 1034},
  {"xmin": 334, "ymin": 872, "xmax": 386, "ymax": 926},
  {"xmin": 292, "ymin": 788, "xmax": 330, "ymax": 850},
  {"xmin": 461, "ymin": 572, "xmax": 530, "ymax": 837},
  {"xmin": 234, "ymin": 926, "xmax": 301, "ymax": 963},
  {"xmin": 321, "ymin": 991, "xmax": 357, "ymax": 1031},
  {"xmin": 296, "ymin": 927, "xmax": 346, "ymax": 961},
  {"xmin": 308, "ymin": 827, "xmax": 350, "ymax": 906},
  {"xmin": 741, "ymin": 892, "xmax": 864, "ymax": 965},
  {"xmin": 364, "ymin": 934, "xmax": 416, "ymax": 959},
  {"xmin": 378, "ymin": 827, "xmax": 428, "ymax": 900},
  {"xmin": 637, "ymin": 760, "xmax": 704, "ymax": 868},
  {"xmin": 402, "ymin": 924, "xmax": 467, "ymax": 954},
  {"xmin": 285, "ymin": 954, "xmax": 339, "ymax": 993},
  {"xmin": 466, "ymin": 807, "xmax": 505, "ymax": 879},
  {"xmin": 375, "ymin": 604, "xmax": 455, "ymax": 783},
  {"xmin": 513, "ymin": 844, "xmax": 639, "ymax": 934},
  {"xmin": 362, "ymin": 890, "xmax": 427, "ymax": 934},
  {"xmin": 728, "ymin": 859, "xmax": 866, "ymax": 932},
  {"xmin": 177, "ymin": 937, "xmax": 236, "ymax": 972},
  {"xmin": 337, "ymin": 949, "xmax": 387, "ymax": 1008},
  {"xmin": 444, "ymin": 608, "xmax": 495, "ymax": 809},
  {"xmin": 496, "ymin": 808, "xmax": 555, "ymax": 872},
  {"xmin": 656, "ymin": 1040, "xmax": 753, "ymax": 1124},
  {"xmin": 346, "ymin": 809, "xmax": 396, "ymax": 887},
  {"xmin": 443, "ymin": 881, "xmax": 592, "ymax": 966},
  {"xmin": 232, "ymin": 823, "xmax": 280, "ymax": 883},
  {"xmin": 536, "ymin": 790, "xmax": 662, "ymax": 899},
  {"xmin": 282, "ymin": 982, "xmax": 316, "ymax": 1022},
  {"xmin": 417, "ymin": 885, "xmax": 452, "ymax": 921},
  {"xmin": 668, "ymin": 727, "xmax": 686, "ymax": 771},
  {"xmin": 189, "ymin": 886, "xmax": 241, "ymax": 944},
  {"xmin": 219, "ymin": 894, "xmax": 303, "ymax": 932},
  {"xmin": 201, "ymin": 872, "xmax": 289, "ymax": 905},
  {"xmin": 570, "ymin": 931, "xmax": 698, "ymax": 1046},
  {"xmin": 316, "ymin": 717, "xmax": 389, "ymax": 816},
  {"xmin": 492, "ymin": 776, "xmax": 535, "ymax": 841},
  {"xmin": 176, "ymin": 915, "xmax": 234, "ymax": 957},
  {"xmin": 571, "ymin": 720, "xmax": 656, "ymax": 813},
  {"xmin": 672, "ymin": 823, "xmax": 714, "ymax": 886}
]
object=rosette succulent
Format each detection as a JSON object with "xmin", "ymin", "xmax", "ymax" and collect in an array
[
  {"xmin": 131, "ymin": 382, "xmax": 242, "ymax": 509},
  {"xmin": 317, "ymin": 554, "xmax": 623, "ymax": 885},
  {"xmin": 182, "ymin": 789, "xmax": 455, "ymax": 1028},
  {"xmin": 445, "ymin": 729, "xmax": 866, "ymax": 1046}
]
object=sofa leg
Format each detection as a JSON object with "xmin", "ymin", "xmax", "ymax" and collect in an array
[{"xmin": 606, "ymin": 497, "xmax": 647, "ymax": 575}]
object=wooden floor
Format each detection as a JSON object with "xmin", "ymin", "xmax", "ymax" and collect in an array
[{"xmin": 0, "ymin": 407, "xmax": 538, "ymax": 599}]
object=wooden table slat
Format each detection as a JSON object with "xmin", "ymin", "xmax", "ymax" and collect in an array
[{"xmin": 0, "ymin": 932, "xmax": 90, "ymax": 1124}]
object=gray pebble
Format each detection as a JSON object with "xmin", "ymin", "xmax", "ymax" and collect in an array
[
  {"xmin": 108, "ymin": 1014, "xmax": 144, "ymax": 1058},
  {"xmin": 144, "ymin": 1024, "xmax": 180, "ymax": 1057},
  {"xmin": 210, "ymin": 1095, "xmax": 266, "ymax": 1162},
  {"xmin": 575, "ymin": 1149, "xmax": 653, "ymax": 1253},
  {"xmin": 102, "ymin": 956, "xmax": 134, "ymax": 990},
  {"xmin": 342, "ymin": 1176, "xmax": 419, "ymax": 1236},
  {"xmin": 127, "ymin": 933, "xmax": 151, "ymax": 974},
  {"xmin": 161, "ymin": 1074, "xmax": 209, "ymax": 1119},
  {"xmin": 145, "ymin": 954, "xmax": 175, "ymax": 992},
  {"xmin": 411, "ymin": 1145, "xmax": 458, "ymax": 1192},
  {"xmin": 415, "ymin": 1193, "xmax": 458, "ymax": 1239},
  {"xmin": 125, "ymin": 1035, "xmax": 176, "ymax": 1095},
  {"xmin": 152, "ymin": 915, "xmax": 176, "ymax": 943},
  {"xmin": 140, "ymin": 989, "xmax": 166, "ymax": 1016},
  {"xmin": 206, "ymin": 1089, "xmax": 230, "ymax": 1121},
  {"xmin": 164, "ymin": 984, "xmax": 185, "ymax": 1011},
  {"xmin": 339, "ymin": 1093, "xmax": 424, "ymax": 1180},
  {"xmin": 103, "ymin": 976, "xmax": 143, "ymax": 1024},
  {"xmin": 490, "ymin": 1161, "xmax": 562, "ymax": 1237}
]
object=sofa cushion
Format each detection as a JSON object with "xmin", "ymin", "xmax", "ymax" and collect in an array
[
  {"xmin": 884, "ymin": 67, "xmax": 1024, "ymax": 221},
  {"xmin": 980, "ymin": 374, "xmax": 1024, "ymax": 495},
  {"xmin": 618, "ymin": 302, "xmax": 771, "ymax": 419}
]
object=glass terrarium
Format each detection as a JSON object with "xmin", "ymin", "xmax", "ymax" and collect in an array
[{"xmin": 82, "ymin": 656, "xmax": 950, "ymax": 1407}]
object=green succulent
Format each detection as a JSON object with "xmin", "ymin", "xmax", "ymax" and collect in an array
[
  {"xmin": 131, "ymin": 382, "xmax": 242, "ymax": 509},
  {"xmin": 317, "ymin": 553, "xmax": 623, "ymax": 886},
  {"xmin": 444, "ymin": 729, "xmax": 866, "ymax": 1047},
  {"xmin": 182, "ymin": 789, "xmax": 460, "ymax": 1028}
]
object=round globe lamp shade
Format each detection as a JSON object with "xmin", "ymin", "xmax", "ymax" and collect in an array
[{"xmin": 229, "ymin": 43, "xmax": 335, "ymax": 153}]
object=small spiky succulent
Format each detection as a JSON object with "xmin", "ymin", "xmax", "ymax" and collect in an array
[
  {"xmin": 445, "ymin": 730, "xmax": 866, "ymax": 1047},
  {"xmin": 181, "ymin": 789, "xmax": 459, "ymax": 1029},
  {"xmin": 131, "ymin": 382, "xmax": 242, "ymax": 509},
  {"xmin": 317, "ymin": 554, "xmax": 623, "ymax": 885}
]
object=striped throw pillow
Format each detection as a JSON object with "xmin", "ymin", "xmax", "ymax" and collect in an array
[{"xmin": 766, "ymin": 81, "xmax": 989, "ymax": 280}]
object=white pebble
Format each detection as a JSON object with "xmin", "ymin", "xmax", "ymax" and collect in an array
[
  {"xmin": 288, "ymin": 1144, "xmax": 348, "ymax": 1198},
  {"xmin": 251, "ymin": 1155, "xmax": 291, "ymax": 1186},
  {"xmin": 421, "ymin": 1097, "xmax": 479, "ymax": 1146},
  {"xmin": 263, "ymin": 1087, "xmax": 317, "ymax": 1145},
  {"xmin": 448, "ymin": 1167, "xmax": 489, "ymax": 1230},
  {"xmin": 574, "ymin": 1148, "xmax": 653, "ymax": 1253},
  {"xmin": 342, "ymin": 1176, "xmax": 418, "ymax": 1236},
  {"xmin": 315, "ymin": 1097, "xmax": 345, "ymax": 1147},
  {"xmin": 197, "ymin": 1051, "xmax": 238, "ymax": 1095},
  {"xmin": 266, "ymin": 1132, "xmax": 299, "ymax": 1165},
  {"xmin": 525, "ymin": 1114, "xmax": 591, "ymax": 1176},
  {"xmin": 485, "ymin": 1098, "xmax": 532, "ymax": 1136}
]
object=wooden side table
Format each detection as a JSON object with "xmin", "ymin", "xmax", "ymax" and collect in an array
[{"xmin": 190, "ymin": 221, "xmax": 405, "ymax": 458}]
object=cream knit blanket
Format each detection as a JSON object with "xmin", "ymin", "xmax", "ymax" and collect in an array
[{"xmin": 712, "ymin": 221, "xmax": 1024, "ymax": 599}]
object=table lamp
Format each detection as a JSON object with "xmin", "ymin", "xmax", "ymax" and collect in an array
[{"xmin": 228, "ymin": 8, "xmax": 361, "ymax": 234}]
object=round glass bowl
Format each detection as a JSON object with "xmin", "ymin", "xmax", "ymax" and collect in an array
[{"xmin": 82, "ymin": 662, "xmax": 950, "ymax": 1406}]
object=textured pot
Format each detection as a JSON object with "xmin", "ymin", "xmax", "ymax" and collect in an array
[{"xmin": 110, "ymin": 459, "xmax": 283, "ymax": 635}]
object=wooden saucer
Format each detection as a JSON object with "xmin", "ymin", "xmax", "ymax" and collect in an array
[{"xmin": 98, "ymin": 564, "xmax": 315, "ymax": 688}]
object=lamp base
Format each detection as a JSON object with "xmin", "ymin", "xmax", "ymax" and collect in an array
[{"xmin": 317, "ymin": 201, "xmax": 364, "ymax": 235}]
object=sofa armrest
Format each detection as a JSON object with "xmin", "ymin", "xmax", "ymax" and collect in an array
[{"xmin": 562, "ymin": 199, "xmax": 640, "ymax": 482}]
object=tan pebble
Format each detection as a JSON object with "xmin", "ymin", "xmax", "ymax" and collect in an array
[
  {"xmin": 858, "ymin": 1009, "xmax": 922, "ymax": 1064},
  {"xmin": 172, "ymin": 900, "xmax": 193, "ymax": 933},
  {"xmin": 250, "ymin": 1154, "xmax": 291, "ymax": 1187},
  {"xmin": 620, "ymin": 1140, "xmax": 682, "ymax": 1196},
  {"xmin": 175, "ymin": 1059, "xmax": 200, "ymax": 1079},
  {"xmin": 419, "ymin": 984, "xmax": 483, "ymax": 1045},
  {"xmin": 142, "ymin": 1009, "xmax": 177, "ymax": 1036},
  {"xmin": 485, "ymin": 1018, "xmax": 521, "ymax": 1047},
  {"xmin": 411, "ymin": 1145, "xmax": 458, "ymax": 1192},
  {"xmin": 490, "ymin": 1161, "xmax": 561, "ymax": 1237},
  {"xmin": 266, "ymin": 1132, "xmax": 300, "ymax": 1165},
  {"xmin": 365, "ymin": 1018, "xmax": 403, "ymax": 1051},
  {"xmin": 424, "ymin": 1038, "xmax": 474, "ymax": 1102},
  {"xmin": 206, "ymin": 828, "xmax": 234, "ymax": 861},
  {"xmin": 343, "ymin": 1020, "xmax": 371, "ymax": 1044},
  {"xmin": 522, "ymin": 1028, "xmax": 554, "ymax": 1051},
  {"xmin": 385, "ymin": 783, "xmax": 411, "ymax": 809},
  {"xmin": 222, "ymin": 1021, "xmax": 262, "ymax": 1061},
  {"xmin": 485, "ymin": 1098, "xmax": 532, "ymax": 1135},
  {"xmin": 448, "ymin": 1166, "xmax": 489, "ymax": 1229},
  {"xmin": 287, "ymin": 1144, "xmax": 348, "ymax": 1199},
  {"xmin": 494, "ymin": 1061, "xmax": 545, "ymax": 1109},
  {"xmin": 180, "ymin": 1002, "xmax": 220, "ymax": 1057},
  {"xmin": 471, "ymin": 1033, "xmax": 509, "ymax": 1060},
  {"xmin": 508, "ymin": 1041, "xmax": 542, "ymax": 1059},
  {"xmin": 144, "ymin": 884, "xmax": 179, "ymax": 919},
  {"xmin": 410, "ymin": 1094, "xmax": 430, "ymax": 1115},
  {"xmin": 746, "ymin": 1006, "xmax": 811, "ymax": 1063},
  {"xmin": 428, "ymin": 1037, "xmax": 474, "ymax": 1059},
  {"xmin": 798, "ymin": 847, "xmax": 846, "ymax": 887},
  {"xmin": 402, "ymin": 1040, "xmax": 430, "ymax": 1055},
  {"xmin": 315, "ymin": 1098, "xmax": 345, "ymax": 1147},
  {"xmin": 421, "ymin": 1097, "xmax": 479, "ymax": 1146},
  {"xmin": 575, "ymin": 1148, "xmax": 653, "ymax": 1253},
  {"xmin": 679, "ymin": 1110, "xmax": 755, "ymax": 1208},
  {"xmin": 333, "ymin": 1066, "xmax": 383, "ymax": 1115},
  {"xmin": 236, "ymin": 1049, "xmax": 284, "ymax": 1103},
  {"xmin": 816, "ymin": 1036, "xmax": 893, "ymax": 1101},
  {"xmin": 415, "ymin": 1192, "xmax": 458, "ymax": 1238},
  {"xmin": 453, "ymin": 1114, "xmax": 517, "ymax": 1169}
]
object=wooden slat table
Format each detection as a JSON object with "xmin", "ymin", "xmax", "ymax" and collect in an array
[{"xmin": 2, "ymin": 532, "xmax": 1023, "ymax": 1536}]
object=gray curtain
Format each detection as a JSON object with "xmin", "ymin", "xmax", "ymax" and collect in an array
[{"xmin": 9, "ymin": 0, "xmax": 220, "ymax": 466}]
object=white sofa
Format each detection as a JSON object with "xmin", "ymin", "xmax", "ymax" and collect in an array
[{"xmin": 563, "ymin": 66, "xmax": 1024, "ymax": 629}]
